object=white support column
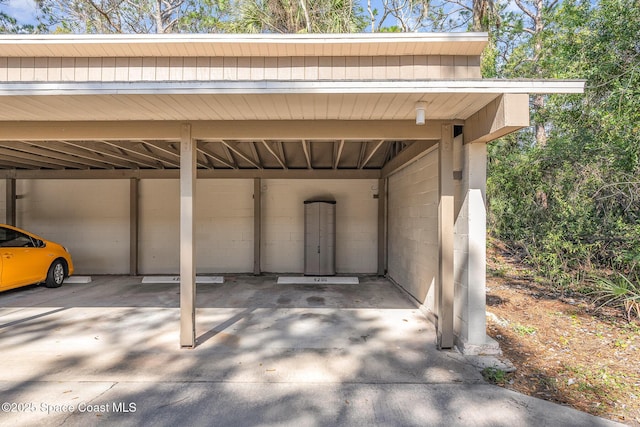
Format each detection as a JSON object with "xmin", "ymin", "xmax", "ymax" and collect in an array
[
  {"xmin": 437, "ymin": 124, "xmax": 455, "ymax": 349},
  {"xmin": 180, "ymin": 123, "xmax": 196, "ymax": 348},
  {"xmin": 466, "ymin": 186, "xmax": 487, "ymax": 343},
  {"xmin": 454, "ymin": 142, "xmax": 500, "ymax": 354}
]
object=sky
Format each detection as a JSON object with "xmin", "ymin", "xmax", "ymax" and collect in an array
[
  {"xmin": 0, "ymin": 0, "xmax": 496, "ymax": 32},
  {"xmin": 1, "ymin": 0, "xmax": 394, "ymax": 31},
  {"xmin": 0, "ymin": 0, "xmax": 38, "ymax": 24}
]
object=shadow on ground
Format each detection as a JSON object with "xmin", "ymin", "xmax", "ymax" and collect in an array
[{"xmin": 0, "ymin": 275, "xmax": 621, "ymax": 426}]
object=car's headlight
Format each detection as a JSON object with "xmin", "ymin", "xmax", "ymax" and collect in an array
[{"xmin": 63, "ymin": 246, "xmax": 70, "ymax": 253}]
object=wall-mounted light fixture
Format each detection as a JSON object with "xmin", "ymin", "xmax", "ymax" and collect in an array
[{"xmin": 415, "ymin": 102, "xmax": 426, "ymax": 126}]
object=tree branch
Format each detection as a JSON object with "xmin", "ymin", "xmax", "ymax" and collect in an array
[
  {"xmin": 86, "ymin": 0, "xmax": 122, "ymax": 32},
  {"xmin": 513, "ymin": 0, "xmax": 536, "ymax": 22}
]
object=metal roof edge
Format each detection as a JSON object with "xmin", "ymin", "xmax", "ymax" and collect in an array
[
  {"xmin": 0, "ymin": 32, "xmax": 489, "ymax": 43},
  {"xmin": 0, "ymin": 79, "xmax": 585, "ymax": 96}
]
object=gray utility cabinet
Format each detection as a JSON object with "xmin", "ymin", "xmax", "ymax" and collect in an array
[{"xmin": 304, "ymin": 200, "xmax": 336, "ymax": 276}]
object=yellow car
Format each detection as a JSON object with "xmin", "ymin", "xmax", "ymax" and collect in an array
[{"xmin": 0, "ymin": 224, "xmax": 74, "ymax": 292}]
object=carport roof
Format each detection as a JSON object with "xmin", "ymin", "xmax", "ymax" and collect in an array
[
  {"xmin": 0, "ymin": 80, "xmax": 583, "ymax": 122},
  {"xmin": 0, "ymin": 33, "xmax": 584, "ymax": 174},
  {"xmin": 0, "ymin": 33, "xmax": 490, "ymax": 57}
]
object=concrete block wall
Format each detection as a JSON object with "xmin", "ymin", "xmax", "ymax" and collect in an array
[
  {"xmin": 387, "ymin": 149, "xmax": 439, "ymax": 309},
  {"xmin": 139, "ymin": 179, "xmax": 254, "ymax": 274},
  {"xmin": 2, "ymin": 178, "xmax": 377, "ymax": 275},
  {"xmin": 262, "ymin": 179, "xmax": 378, "ymax": 274},
  {"xmin": 454, "ymin": 191, "xmax": 470, "ymax": 340},
  {"xmin": 15, "ymin": 179, "xmax": 130, "ymax": 274},
  {"xmin": 138, "ymin": 179, "xmax": 178, "ymax": 274},
  {"xmin": 197, "ymin": 180, "xmax": 255, "ymax": 273}
]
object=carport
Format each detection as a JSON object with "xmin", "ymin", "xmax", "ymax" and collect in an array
[{"xmin": 0, "ymin": 33, "xmax": 583, "ymax": 350}]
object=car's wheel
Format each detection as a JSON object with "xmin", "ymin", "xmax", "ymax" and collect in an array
[{"xmin": 45, "ymin": 260, "xmax": 65, "ymax": 288}]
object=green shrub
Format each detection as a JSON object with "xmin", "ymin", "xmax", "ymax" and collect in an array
[
  {"xmin": 482, "ymin": 367, "xmax": 509, "ymax": 385},
  {"xmin": 487, "ymin": 0, "xmax": 640, "ymax": 293},
  {"xmin": 590, "ymin": 273, "xmax": 640, "ymax": 321}
]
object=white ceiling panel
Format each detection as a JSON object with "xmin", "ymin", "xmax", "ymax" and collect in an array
[{"xmin": 0, "ymin": 92, "xmax": 504, "ymax": 122}]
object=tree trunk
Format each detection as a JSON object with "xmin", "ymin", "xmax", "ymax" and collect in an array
[
  {"xmin": 534, "ymin": 94, "xmax": 547, "ymax": 146},
  {"xmin": 472, "ymin": 0, "xmax": 484, "ymax": 31},
  {"xmin": 533, "ymin": 0, "xmax": 547, "ymax": 146},
  {"xmin": 154, "ymin": 0, "xmax": 165, "ymax": 33},
  {"xmin": 299, "ymin": 0, "xmax": 312, "ymax": 32}
]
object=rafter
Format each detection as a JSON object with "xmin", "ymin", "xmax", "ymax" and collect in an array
[
  {"xmin": 58, "ymin": 140, "xmax": 158, "ymax": 168},
  {"xmin": 0, "ymin": 137, "xmax": 434, "ymax": 173},
  {"xmin": 56, "ymin": 141, "xmax": 139, "ymax": 168},
  {"xmin": 0, "ymin": 147, "xmax": 83, "ymax": 169},
  {"xmin": 260, "ymin": 140, "xmax": 287, "ymax": 169},
  {"xmin": 132, "ymin": 141, "xmax": 181, "ymax": 167},
  {"xmin": 357, "ymin": 141, "xmax": 368, "ymax": 169},
  {"xmin": 220, "ymin": 143, "xmax": 238, "ymax": 169},
  {"xmin": 144, "ymin": 140, "xmax": 208, "ymax": 168},
  {"xmin": 99, "ymin": 140, "xmax": 174, "ymax": 169},
  {"xmin": 333, "ymin": 140, "xmax": 345, "ymax": 169},
  {"xmin": 0, "ymin": 153, "xmax": 64, "ymax": 169},
  {"xmin": 21, "ymin": 141, "xmax": 120, "ymax": 169},
  {"xmin": 221, "ymin": 140, "xmax": 261, "ymax": 169},
  {"xmin": 0, "ymin": 142, "xmax": 90, "ymax": 169},
  {"xmin": 142, "ymin": 141, "xmax": 180, "ymax": 159},
  {"xmin": 0, "ymin": 159, "xmax": 44, "ymax": 169},
  {"xmin": 301, "ymin": 140, "xmax": 312, "ymax": 169},
  {"xmin": 277, "ymin": 142, "xmax": 288, "ymax": 170},
  {"xmin": 199, "ymin": 150, "xmax": 216, "ymax": 169},
  {"xmin": 198, "ymin": 142, "xmax": 236, "ymax": 169},
  {"xmin": 360, "ymin": 140, "xmax": 385, "ymax": 169},
  {"xmin": 382, "ymin": 141, "xmax": 394, "ymax": 164},
  {"xmin": 249, "ymin": 142, "xmax": 262, "ymax": 169}
]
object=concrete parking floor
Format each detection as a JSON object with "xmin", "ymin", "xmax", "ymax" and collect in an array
[{"xmin": 0, "ymin": 275, "xmax": 621, "ymax": 426}]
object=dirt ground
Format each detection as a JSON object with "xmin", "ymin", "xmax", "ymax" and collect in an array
[{"xmin": 485, "ymin": 241, "xmax": 640, "ymax": 426}]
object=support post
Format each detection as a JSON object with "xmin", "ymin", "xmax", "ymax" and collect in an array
[
  {"xmin": 5, "ymin": 179, "xmax": 16, "ymax": 226},
  {"xmin": 253, "ymin": 178, "xmax": 261, "ymax": 275},
  {"xmin": 453, "ymin": 142, "xmax": 496, "ymax": 354},
  {"xmin": 437, "ymin": 124, "xmax": 455, "ymax": 349},
  {"xmin": 180, "ymin": 124, "xmax": 196, "ymax": 348},
  {"xmin": 377, "ymin": 178, "xmax": 386, "ymax": 276},
  {"xmin": 465, "ymin": 142, "xmax": 487, "ymax": 344},
  {"xmin": 129, "ymin": 178, "xmax": 139, "ymax": 276}
]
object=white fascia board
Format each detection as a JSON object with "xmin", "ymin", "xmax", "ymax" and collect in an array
[
  {"xmin": 0, "ymin": 80, "xmax": 586, "ymax": 96},
  {"xmin": 0, "ymin": 32, "xmax": 488, "ymax": 43}
]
